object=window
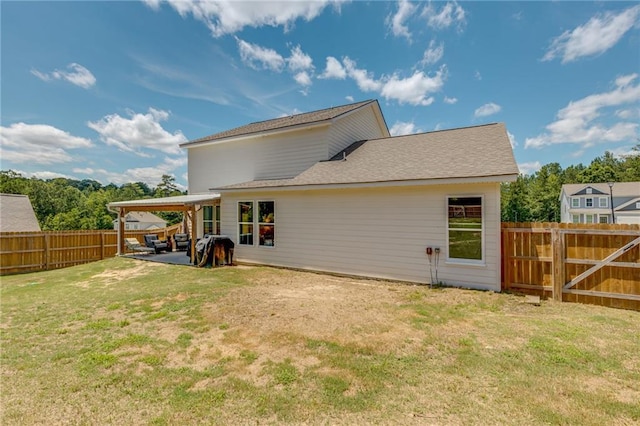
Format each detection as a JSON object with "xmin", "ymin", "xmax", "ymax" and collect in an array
[
  {"xmin": 238, "ymin": 202, "xmax": 254, "ymax": 245},
  {"xmin": 586, "ymin": 198, "xmax": 593, "ymax": 208},
  {"xmin": 599, "ymin": 198, "xmax": 608, "ymax": 208},
  {"xmin": 215, "ymin": 205, "xmax": 221, "ymax": 235},
  {"xmin": 585, "ymin": 214, "xmax": 594, "ymax": 224},
  {"xmin": 599, "ymin": 216, "xmax": 609, "ymax": 224},
  {"xmin": 571, "ymin": 198, "xmax": 580, "ymax": 208},
  {"xmin": 258, "ymin": 201, "xmax": 275, "ymax": 247},
  {"xmin": 203, "ymin": 206, "xmax": 214, "ymax": 235},
  {"xmin": 572, "ymin": 214, "xmax": 580, "ymax": 224},
  {"xmin": 586, "ymin": 188, "xmax": 592, "ymax": 194},
  {"xmin": 447, "ymin": 196, "xmax": 483, "ymax": 262}
]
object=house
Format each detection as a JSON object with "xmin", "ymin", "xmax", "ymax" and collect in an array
[
  {"xmin": 177, "ymin": 99, "xmax": 519, "ymax": 290},
  {"xmin": 559, "ymin": 182, "xmax": 640, "ymax": 225},
  {"xmin": 112, "ymin": 211, "xmax": 167, "ymax": 231},
  {"xmin": 0, "ymin": 193, "xmax": 41, "ymax": 232}
]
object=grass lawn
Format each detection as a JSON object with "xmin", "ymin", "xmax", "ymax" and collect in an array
[{"xmin": 1, "ymin": 257, "xmax": 639, "ymax": 425}]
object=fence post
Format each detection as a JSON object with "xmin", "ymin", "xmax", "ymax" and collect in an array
[
  {"xmin": 43, "ymin": 233, "xmax": 50, "ymax": 271},
  {"xmin": 551, "ymin": 228, "xmax": 564, "ymax": 302}
]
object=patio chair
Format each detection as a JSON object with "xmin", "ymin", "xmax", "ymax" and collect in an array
[
  {"xmin": 173, "ymin": 233, "xmax": 189, "ymax": 251},
  {"xmin": 144, "ymin": 234, "xmax": 169, "ymax": 254},
  {"xmin": 125, "ymin": 238, "xmax": 155, "ymax": 254}
]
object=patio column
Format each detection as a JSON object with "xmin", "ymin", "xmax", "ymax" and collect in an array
[
  {"xmin": 190, "ymin": 205, "xmax": 197, "ymax": 264},
  {"xmin": 118, "ymin": 208, "xmax": 126, "ymax": 255}
]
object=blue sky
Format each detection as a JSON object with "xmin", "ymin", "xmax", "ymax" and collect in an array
[{"xmin": 1, "ymin": 1, "xmax": 639, "ymax": 190}]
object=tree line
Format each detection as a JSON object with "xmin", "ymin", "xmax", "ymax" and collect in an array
[
  {"xmin": 501, "ymin": 146, "xmax": 640, "ymax": 222},
  {"xmin": 1, "ymin": 145, "xmax": 638, "ymax": 230},
  {"xmin": 0, "ymin": 171, "xmax": 185, "ymax": 230}
]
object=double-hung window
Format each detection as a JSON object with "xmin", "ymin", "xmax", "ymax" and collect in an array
[
  {"xmin": 447, "ymin": 196, "xmax": 483, "ymax": 263},
  {"xmin": 586, "ymin": 198, "xmax": 593, "ymax": 208},
  {"xmin": 238, "ymin": 202, "xmax": 254, "ymax": 245},
  {"xmin": 238, "ymin": 201, "xmax": 275, "ymax": 247},
  {"xmin": 571, "ymin": 198, "xmax": 580, "ymax": 208},
  {"xmin": 599, "ymin": 198, "xmax": 608, "ymax": 208},
  {"xmin": 203, "ymin": 206, "xmax": 214, "ymax": 235}
]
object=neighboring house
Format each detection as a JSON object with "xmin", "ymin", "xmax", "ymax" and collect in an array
[
  {"xmin": 0, "ymin": 193, "xmax": 41, "ymax": 232},
  {"xmin": 112, "ymin": 211, "xmax": 167, "ymax": 231},
  {"xmin": 559, "ymin": 182, "xmax": 640, "ymax": 225},
  {"xmin": 178, "ymin": 99, "xmax": 519, "ymax": 291}
]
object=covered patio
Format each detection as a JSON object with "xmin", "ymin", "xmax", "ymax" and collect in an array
[{"xmin": 108, "ymin": 193, "xmax": 220, "ymax": 264}]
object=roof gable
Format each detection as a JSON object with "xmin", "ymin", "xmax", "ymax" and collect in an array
[
  {"xmin": 562, "ymin": 182, "xmax": 640, "ymax": 198},
  {"xmin": 182, "ymin": 100, "xmax": 383, "ymax": 148},
  {"xmin": 217, "ymin": 123, "xmax": 518, "ymax": 190}
]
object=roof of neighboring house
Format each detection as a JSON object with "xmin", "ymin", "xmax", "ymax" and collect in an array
[
  {"xmin": 122, "ymin": 211, "xmax": 166, "ymax": 223},
  {"xmin": 562, "ymin": 182, "xmax": 640, "ymax": 197},
  {"xmin": 216, "ymin": 123, "xmax": 518, "ymax": 190},
  {"xmin": 181, "ymin": 100, "xmax": 384, "ymax": 148},
  {"xmin": 0, "ymin": 193, "xmax": 41, "ymax": 232}
]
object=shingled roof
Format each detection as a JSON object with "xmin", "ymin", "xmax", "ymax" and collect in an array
[
  {"xmin": 181, "ymin": 100, "xmax": 378, "ymax": 147},
  {"xmin": 0, "ymin": 194, "xmax": 41, "ymax": 232},
  {"xmin": 216, "ymin": 123, "xmax": 519, "ymax": 190}
]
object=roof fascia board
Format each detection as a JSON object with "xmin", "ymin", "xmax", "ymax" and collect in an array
[
  {"xmin": 215, "ymin": 174, "xmax": 518, "ymax": 193},
  {"xmin": 181, "ymin": 121, "xmax": 330, "ymax": 149}
]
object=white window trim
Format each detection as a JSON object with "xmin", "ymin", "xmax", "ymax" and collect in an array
[
  {"xmin": 237, "ymin": 200, "xmax": 276, "ymax": 248},
  {"xmin": 571, "ymin": 197, "xmax": 580, "ymax": 208},
  {"xmin": 571, "ymin": 214, "xmax": 580, "ymax": 224},
  {"xmin": 257, "ymin": 200, "xmax": 275, "ymax": 248},
  {"xmin": 445, "ymin": 194, "xmax": 485, "ymax": 266},
  {"xmin": 237, "ymin": 201, "xmax": 254, "ymax": 246},
  {"xmin": 585, "ymin": 197, "xmax": 593, "ymax": 208},
  {"xmin": 599, "ymin": 197, "xmax": 608, "ymax": 208}
]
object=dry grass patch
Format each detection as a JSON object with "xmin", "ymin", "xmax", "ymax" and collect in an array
[{"xmin": 1, "ymin": 257, "xmax": 639, "ymax": 425}]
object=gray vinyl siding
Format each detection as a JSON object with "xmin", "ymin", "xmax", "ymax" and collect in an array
[
  {"xmin": 327, "ymin": 105, "xmax": 387, "ymax": 158},
  {"xmin": 187, "ymin": 127, "xmax": 329, "ymax": 193},
  {"xmin": 220, "ymin": 183, "xmax": 502, "ymax": 291}
]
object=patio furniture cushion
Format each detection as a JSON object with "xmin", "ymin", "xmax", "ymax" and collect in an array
[
  {"xmin": 125, "ymin": 238, "xmax": 155, "ymax": 254},
  {"xmin": 144, "ymin": 234, "xmax": 169, "ymax": 254}
]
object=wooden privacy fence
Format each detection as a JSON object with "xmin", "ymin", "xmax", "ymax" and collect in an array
[
  {"xmin": 0, "ymin": 224, "xmax": 181, "ymax": 275},
  {"xmin": 502, "ymin": 222, "xmax": 640, "ymax": 310}
]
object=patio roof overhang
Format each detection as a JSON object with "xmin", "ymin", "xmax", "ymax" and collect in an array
[
  {"xmin": 107, "ymin": 193, "xmax": 220, "ymax": 212},
  {"xmin": 108, "ymin": 193, "xmax": 220, "ymax": 260}
]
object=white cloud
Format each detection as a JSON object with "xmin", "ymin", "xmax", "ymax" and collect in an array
[
  {"xmin": 390, "ymin": 121, "xmax": 422, "ymax": 136},
  {"xmin": 145, "ymin": 0, "xmax": 344, "ymax": 37},
  {"xmin": 421, "ymin": 40, "xmax": 444, "ymax": 66},
  {"xmin": 518, "ymin": 161, "xmax": 541, "ymax": 175},
  {"xmin": 443, "ymin": 96, "xmax": 457, "ymax": 104},
  {"xmin": 324, "ymin": 57, "xmax": 446, "ymax": 106},
  {"xmin": 236, "ymin": 38, "xmax": 285, "ymax": 72},
  {"xmin": 287, "ymin": 45, "xmax": 313, "ymax": 72},
  {"xmin": 87, "ymin": 108, "xmax": 186, "ymax": 156},
  {"xmin": 507, "ymin": 131, "xmax": 517, "ymax": 148},
  {"xmin": 294, "ymin": 71, "xmax": 313, "ymax": 87},
  {"xmin": 319, "ymin": 56, "xmax": 347, "ymax": 79},
  {"xmin": 543, "ymin": 5, "xmax": 640, "ymax": 63},
  {"xmin": 474, "ymin": 102, "xmax": 502, "ymax": 117},
  {"xmin": 342, "ymin": 57, "xmax": 382, "ymax": 92},
  {"xmin": 421, "ymin": 1, "xmax": 466, "ymax": 31},
  {"xmin": 380, "ymin": 68, "xmax": 445, "ymax": 106},
  {"xmin": 0, "ymin": 122, "xmax": 93, "ymax": 164},
  {"xmin": 387, "ymin": 0, "xmax": 417, "ymax": 40},
  {"xmin": 525, "ymin": 73, "xmax": 640, "ymax": 149},
  {"xmin": 474, "ymin": 70, "xmax": 482, "ymax": 81},
  {"xmin": 615, "ymin": 108, "xmax": 640, "ymax": 120},
  {"xmin": 31, "ymin": 63, "xmax": 96, "ymax": 89},
  {"xmin": 345, "ymin": 95, "xmax": 354, "ymax": 102},
  {"xmin": 16, "ymin": 170, "xmax": 76, "ymax": 180},
  {"xmin": 73, "ymin": 156, "xmax": 187, "ymax": 189}
]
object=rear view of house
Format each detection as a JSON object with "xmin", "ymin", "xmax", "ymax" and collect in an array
[{"xmin": 180, "ymin": 100, "xmax": 519, "ymax": 290}]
